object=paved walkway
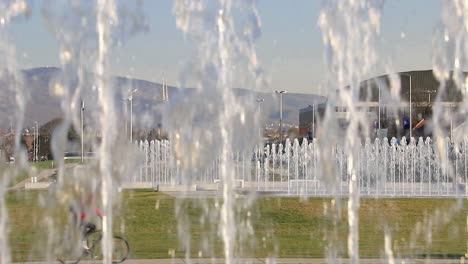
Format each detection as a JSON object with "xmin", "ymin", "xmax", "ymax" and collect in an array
[
  {"xmin": 12, "ymin": 258, "xmax": 467, "ymax": 264},
  {"xmin": 9, "ymin": 163, "xmax": 77, "ymax": 190}
]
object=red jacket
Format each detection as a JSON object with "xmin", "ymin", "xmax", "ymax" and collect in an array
[{"xmin": 80, "ymin": 207, "xmax": 104, "ymax": 220}]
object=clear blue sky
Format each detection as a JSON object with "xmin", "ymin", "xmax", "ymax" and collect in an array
[{"xmin": 11, "ymin": 0, "xmax": 441, "ymax": 94}]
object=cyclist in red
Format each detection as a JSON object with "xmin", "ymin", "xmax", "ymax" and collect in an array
[{"xmin": 70, "ymin": 194, "xmax": 104, "ymax": 240}]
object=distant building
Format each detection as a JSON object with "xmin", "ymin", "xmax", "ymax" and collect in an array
[
  {"xmin": 299, "ymin": 103, "xmax": 326, "ymax": 139},
  {"xmin": 299, "ymin": 70, "xmax": 465, "ymax": 140}
]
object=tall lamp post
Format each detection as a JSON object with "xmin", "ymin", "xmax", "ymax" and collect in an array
[
  {"xmin": 275, "ymin": 90, "xmax": 287, "ymax": 143},
  {"xmin": 256, "ymin": 98, "xmax": 264, "ymax": 138},
  {"xmin": 450, "ymin": 103, "xmax": 455, "ymax": 142},
  {"xmin": 129, "ymin": 88, "xmax": 138, "ymax": 142},
  {"xmin": 34, "ymin": 121, "xmax": 38, "ymax": 162},
  {"xmin": 80, "ymin": 100, "xmax": 85, "ymax": 163},
  {"xmin": 312, "ymin": 104, "xmax": 315, "ymax": 139},
  {"xmin": 378, "ymin": 83, "xmax": 381, "ymax": 131},
  {"xmin": 401, "ymin": 73, "xmax": 412, "ymax": 139},
  {"xmin": 32, "ymin": 126, "xmax": 36, "ymax": 162},
  {"xmin": 424, "ymin": 89, "xmax": 436, "ymax": 103}
]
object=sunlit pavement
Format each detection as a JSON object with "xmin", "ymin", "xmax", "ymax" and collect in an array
[{"xmin": 13, "ymin": 258, "xmax": 467, "ymax": 264}]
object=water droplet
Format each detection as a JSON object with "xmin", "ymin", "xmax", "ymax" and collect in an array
[
  {"xmin": 60, "ymin": 49, "xmax": 72, "ymax": 62},
  {"xmin": 12, "ymin": 1, "xmax": 27, "ymax": 14},
  {"xmin": 52, "ymin": 82, "xmax": 65, "ymax": 96},
  {"xmin": 455, "ymin": 58, "xmax": 460, "ymax": 69},
  {"xmin": 81, "ymin": 16, "xmax": 87, "ymax": 27}
]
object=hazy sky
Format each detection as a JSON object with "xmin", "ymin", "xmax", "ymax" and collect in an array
[{"xmin": 11, "ymin": 0, "xmax": 441, "ymax": 95}]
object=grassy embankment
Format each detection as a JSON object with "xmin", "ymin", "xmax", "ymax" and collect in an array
[{"xmin": 7, "ymin": 190, "xmax": 467, "ymax": 261}]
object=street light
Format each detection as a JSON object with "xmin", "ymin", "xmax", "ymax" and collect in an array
[
  {"xmin": 377, "ymin": 81, "xmax": 381, "ymax": 131},
  {"xmin": 122, "ymin": 98, "xmax": 128, "ymax": 138},
  {"xmin": 129, "ymin": 88, "xmax": 138, "ymax": 142},
  {"xmin": 400, "ymin": 73, "xmax": 412, "ymax": 139},
  {"xmin": 34, "ymin": 121, "xmax": 39, "ymax": 161},
  {"xmin": 37, "ymin": 122, "xmax": 39, "ymax": 161},
  {"xmin": 450, "ymin": 103, "xmax": 455, "ymax": 142},
  {"xmin": 256, "ymin": 98, "xmax": 264, "ymax": 137},
  {"xmin": 80, "ymin": 100, "xmax": 84, "ymax": 163},
  {"xmin": 275, "ymin": 90, "xmax": 287, "ymax": 143},
  {"xmin": 424, "ymin": 89, "xmax": 436, "ymax": 103},
  {"xmin": 34, "ymin": 121, "xmax": 38, "ymax": 162},
  {"xmin": 311, "ymin": 104, "xmax": 316, "ymax": 139},
  {"xmin": 32, "ymin": 126, "xmax": 36, "ymax": 162}
]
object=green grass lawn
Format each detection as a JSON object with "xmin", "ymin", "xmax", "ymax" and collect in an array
[
  {"xmin": 30, "ymin": 159, "xmax": 82, "ymax": 170},
  {"xmin": 6, "ymin": 190, "xmax": 467, "ymax": 261}
]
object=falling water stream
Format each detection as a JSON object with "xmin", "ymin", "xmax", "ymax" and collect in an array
[
  {"xmin": 170, "ymin": 1, "xmax": 264, "ymax": 263},
  {"xmin": 30, "ymin": 1, "xmax": 144, "ymax": 263},
  {"xmin": 318, "ymin": 1, "xmax": 384, "ymax": 262},
  {"xmin": 0, "ymin": 1, "xmax": 30, "ymax": 263}
]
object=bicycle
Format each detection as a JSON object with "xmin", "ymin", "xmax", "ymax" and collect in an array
[{"xmin": 57, "ymin": 229, "xmax": 130, "ymax": 264}]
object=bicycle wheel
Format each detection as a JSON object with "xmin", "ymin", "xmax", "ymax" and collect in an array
[
  {"xmin": 111, "ymin": 235, "xmax": 130, "ymax": 263},
  {"xmin": 86, "ymin": 229, "xmax": 103, "ymax": 250},
  {"xmin": 56, "ymin": 228, "xmax": 87, "ymax": 264},
  {"xmin": 56, "ymin": 246, "xmax": 87, "ymax": 264},
  {"xmin": 85, "ymin": 233, "xmax": 129, "ymax": 263}
]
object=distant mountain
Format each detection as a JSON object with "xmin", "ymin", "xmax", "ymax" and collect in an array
[{"xmin": 0, "ymin": 67, "xmax": 326, "ymax": 129}]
